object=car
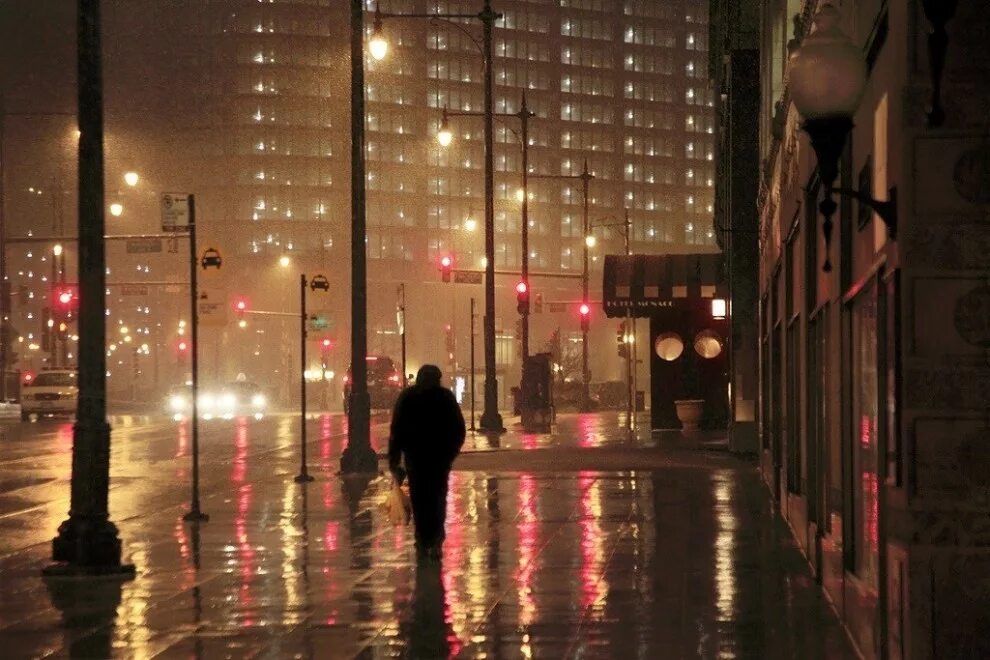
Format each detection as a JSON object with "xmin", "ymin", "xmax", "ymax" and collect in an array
[
  {"xmin": 342, "ymin": 356, "xmax": 403, "ymax": 413},
  {"xmin": 21, "ymin": 369, "xmax": 78, "ymax": 421},
  {"xmin": 166, "ymin": 380, "xmax": 268, "ymax": 420}
]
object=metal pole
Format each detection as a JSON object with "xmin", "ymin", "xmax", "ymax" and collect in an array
[
  {"xmin": 46, "ymin": 0, "xmax": 134, "ymax": 574},
  {"xmin": 519, "ymin": 92, "xmax": 531, "ymax": 363},
  {"xmin": 580, "ymin": 160, "xmax": 590, "ymax": 412},
  {"xmin": 296, "ymin": 274, "xmax": 313, "ymax": 483},
  {"xmin": 479, "ymin": 0, "xmax": 503, "ymax": 433},
  {"xmin": 623, "ymin": 209, "xmax": 636, "ymax": 433},
  {"xmin": 399, "ymin": 284, "xmax": 407, "ymax": 385},
  {"xmin": 183, "ymin": 198, "xmax": 207, "ymax": 522},
  {"xmin": 0, "ymin": 112, "xmax": 8, "ymax": 402},
  {"xmin": 470, "ymin": 297, "xmax": 476, "ymax": 431},
  {"xmin": 341, "ymin": 0, "xmax": 377, "ymax": 473}
]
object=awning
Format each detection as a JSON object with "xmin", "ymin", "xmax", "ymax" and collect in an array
[{"xmin": 601, "ymin": 253, "xmax": 726, "ymax": 318}]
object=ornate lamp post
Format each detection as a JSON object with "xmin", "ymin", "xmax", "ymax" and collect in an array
[{"xmin": 789, "ymin": 3, "xmax": 897, "ymax": 272}]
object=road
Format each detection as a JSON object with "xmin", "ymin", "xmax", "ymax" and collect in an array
[{"xmin": 0, "ymin": 412, "xmax": 857, "ymax": 659}]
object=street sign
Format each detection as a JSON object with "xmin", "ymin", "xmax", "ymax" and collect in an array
[
  {"xmin": 197, "ymin": 288, "xmax": 228, "ymax": 327},
  {"xmin": 453, "ymin": 270, "xmax": 483, "ymax": 284},
  {"xmin": 308, "ymin": 312, "xmax": 333, "ymax": 331},
  {"xmin": 161, "ymin": 193, "xmax": 192, "ymax": 232},
  {"xmin": 125, "ymin": 238, "xmax": 163, "ymax": 254},
  {"xmin": 547, "ymin": 302, "xmax": 567, "ymax": 313},
  {"xmin": 120, "ymin": 285, "xmax": 149, "ymax": 296}
]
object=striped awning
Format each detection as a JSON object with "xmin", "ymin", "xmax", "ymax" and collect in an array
[{"xmin": 602, "ymin": 253, "xmax": 726, "ymax": 318}]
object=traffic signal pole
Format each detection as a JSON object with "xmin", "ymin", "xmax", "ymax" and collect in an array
[{"xmin": 183, "ymin": 197, "xmax": 207, "ymax": 522}]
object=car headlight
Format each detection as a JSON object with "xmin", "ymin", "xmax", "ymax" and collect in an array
[
  {"xmin": 198, "ymin": 393, "xmax": 215, "ymax": 409},
  {"xmin": 251, "ymin": 394, "xmax": 266, "ymax": 408},
  {"xmin": 169, "ymin": 395, "xmax": 187, "ymax": 411},
  {"xmin": 220, "ymin": 393, "xmax": 237, "ymax": 409}
]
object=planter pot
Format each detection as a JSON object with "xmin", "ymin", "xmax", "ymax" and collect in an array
[{"xmin": 674, "ymin": 399, "xmax": 705, "ymax": 431}]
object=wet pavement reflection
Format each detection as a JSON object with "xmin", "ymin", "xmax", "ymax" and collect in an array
[{"xmin": 0, "ymin": 412, "xmax": 855, "ymax": 658}]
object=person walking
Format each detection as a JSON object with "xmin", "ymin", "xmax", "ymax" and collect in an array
[{"xmin": 388, "ymin": 364, "xmax": 466, "ymax": 561}]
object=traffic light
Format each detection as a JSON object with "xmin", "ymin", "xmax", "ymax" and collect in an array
[
  {"xmin": 579, "ymin": 302, "xmax": 591, "ymax": 332},
  {"xmin": 616, "ymin": 321, "xmax": 627, "ymax": 357},
  {"xmin": 233, "ymin": 298, "xmax": 249, "ymax": 315},
  {"xmin": 176, "ymin": 339, "xmax": 190, "ymax": 358},
  {"xmin": 439, "ymin": 255, "xmax": 453, "ymax": 283},
  {"xmin": 321, "ymin": 338, "xmax": 333, "ymax": 351},
  {"xmin": 516, "ymin": 280, "xmax": 529, "ymax": 315},
  {"xmin": 41, "ymin": 307, "xmax": 53, "ymax": 353},
  {"xmin": 534, "ymin": 292, "xmax": 543, "ymax": 314},
  {"xmin": 53, "ymin": 284, "xmax": 78, "ymax": 311}
]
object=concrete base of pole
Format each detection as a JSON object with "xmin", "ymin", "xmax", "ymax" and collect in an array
[
  {"xmin": 479, "ymin": 379, "xmax": 505, "ymax": 433},
  {"xmin": 341, "ymin": 391, "xmax": 379, "ymax": 473},
  {"xmin": 294, "ymin": 473, "xmax": 315, "ymax": 484},
  {"xmin": 46, "ymin": 515, "xmax": 135, "ymax": 577}
]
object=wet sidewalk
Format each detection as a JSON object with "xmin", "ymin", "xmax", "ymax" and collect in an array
[{"xmin": 0, "ymin": 413, "xmax": 856, "ymax": 659}]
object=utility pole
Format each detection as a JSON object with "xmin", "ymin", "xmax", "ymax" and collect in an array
[
  {"xmin": 470, "ymin": 297, "xmax": 476, "ymax": 431},
  {"xmin": 624, "ymin": 209, "xmax": 634, "ymax": 434},
  {"xmin": 296, "ymin": 274, "xmax": 313, "ymax": 483},
  {"xmin": 518, "ymin": 93, "xmax": 534, "ymax": 362}
]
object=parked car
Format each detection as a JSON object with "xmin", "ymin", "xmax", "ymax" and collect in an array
[
  {"xmin": 342, "ymin": 356, "xmax": 403, "ymax": 413},
  {"xmin": 21, "ymin": 369, "xmax": 77, "ymax": 421}
]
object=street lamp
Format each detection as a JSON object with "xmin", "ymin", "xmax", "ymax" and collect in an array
[
  {"xmin": 584, "ymin": 235, "xmax": 596, "ymax": 249},
  {"xmin": 369, "ymin": 15, "xmax": 388, "ymax": 61},
  {"xmin": 371, "ymin": 0, "xmax": 504, "ymax": 433},
  {"xmin": 436, "ymin": 112, "xmax": 453, "ymax": 147},
  {"xmin": 109, "ymin": 202, "xmax": 123, "ymax": 217},
  {"xmin": 439, "ymin": 91, "xmax": 534, "ymax": 365},
  {"xmin": 123, "ymin": 171, "xmax": 139, "ymax": 187},
  {"xmin": 789, "ymin": 2, "xmax": 897, "ymax": 272},
  {"xmin": 45, "ymin": 0, "xmax": 133, "ymax": 577},
  {"xmin": 279, "ymin": 254, "xmax": 291, "ymax": 268}
]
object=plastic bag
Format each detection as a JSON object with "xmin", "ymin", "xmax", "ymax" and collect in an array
[{"xmin": 386, "ymin": 481, "xmax": 412, "ymax": 526}]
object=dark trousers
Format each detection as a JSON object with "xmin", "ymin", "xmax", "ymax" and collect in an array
[{"xmin": 407, "ymin": 468, "xmax": 450, "ymax": 549}]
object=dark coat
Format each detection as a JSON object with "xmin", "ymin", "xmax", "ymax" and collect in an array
[{"xmin": 388, "ymin": 383, "xmax": 466, "ymax": 478}]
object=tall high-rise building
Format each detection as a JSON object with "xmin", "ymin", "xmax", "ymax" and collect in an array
[{"xmin": 4, "ymin": 1, "xmax": 717, "ymax": 402}]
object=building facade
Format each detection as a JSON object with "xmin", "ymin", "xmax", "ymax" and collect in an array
[{"xmin": 754, "ymin": 1, "xmax": 990, "ymax": 658}]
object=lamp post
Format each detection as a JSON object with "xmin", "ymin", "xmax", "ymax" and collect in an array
[
  {"xmin": 371, "ymin": 0, "xmax": 504, "ymax": 433},
  {"xmin": 529, "ymin": 160, "xmax": 594, "ymax": 410},
  {"xmin": 340, "ymin": 0, "xmax": 379, "ymax": 474},
  {"xmin": 44, "ymin": 0, "xmax": 134, "ymax": 576},
  {"xmin": 439, "ymin": 92, "xmax": 533, "ymax": 362},
  {"xmin": 788, "ymin": 3, "xmax": 897, "ymax": 272}
]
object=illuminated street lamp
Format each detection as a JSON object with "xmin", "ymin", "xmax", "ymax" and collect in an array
[
  {"xmin": 584, "ymin": 235, "xmax": 597, "ymax": 248},
  {"xmin": 123, "ymin": 171, "xmax": 139, "ymax": 187},
  {"xmin": 463, "ymin": 217, "xmax": 478, "ymax": 233},
  {"xmin": 369, "ymin": 14, "xmax": 388, "ymax": 61},
  {"xmin": 109, "ymin": 202, "xmax": 123, "ymax": 217},
  {"xmin": 53, "ymin": 243, "xmax": 64, "ymax": 256},
  {"xmin": 279, "ymin": 254, "xmax": 291, "ymax": 268},
  {"xmin": 437, "ymin": 110, "xmax": 453, "ymax": 147}
]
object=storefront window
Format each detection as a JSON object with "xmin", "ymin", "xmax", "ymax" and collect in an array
[{"xmin": 851, "ymin": 282, "xmax": 880, "ymax": 588}]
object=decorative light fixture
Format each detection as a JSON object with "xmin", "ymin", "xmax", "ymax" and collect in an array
[
  {"xmin": 711, "ymin": 298, "xmax": 727, "ymax": 320},
  {"xmin": 369, "ymin": 11, "xmax": 388, "ymax": 61},
  {"xmin": 789, "ymin": 3, "xmax": 897, "ymax": 272},
  {"xmin": 437, "ymin": 108, "xmax": 453, "ymax": 147}
]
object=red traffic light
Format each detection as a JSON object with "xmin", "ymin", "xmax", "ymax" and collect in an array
[
  {"xmin": 515, "ymin": 281, "xmax": 528, "ymax": 295},
  {"xmin": 53, "ymin": 285, "xmax": 78, "ymax": 308},
  {"xmin": 234, "ymin": 298, "xmax": 248, "ymax": 313},
  {"xmin": 579, "ymin": 303, "xmax": 590, "ymax": 315},
  {"xmin": 321, "ymin": 338, "xmax": 332, "ymax": 349},
  {"xmin": 439, "ymin": 255, "xmax": 453, "ymax": 282},
  {"xmin": 177, "ymin": 340, "xmax": 189, "ymax": 352}
]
